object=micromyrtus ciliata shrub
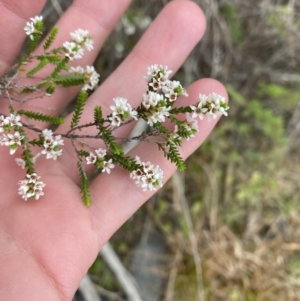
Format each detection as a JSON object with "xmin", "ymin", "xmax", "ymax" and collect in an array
[{"xmin": 0, "ymin": 16, "xmax": 229, "ymax": 206}]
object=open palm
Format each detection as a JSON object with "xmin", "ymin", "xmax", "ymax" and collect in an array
[{"xmin": 0, "ymin": 0, "xmax": 227, "ymax": 300}]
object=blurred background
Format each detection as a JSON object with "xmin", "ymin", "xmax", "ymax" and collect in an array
[{"xmin": 43, "ymin": 0, "xmax": 300, "ymax": 300}]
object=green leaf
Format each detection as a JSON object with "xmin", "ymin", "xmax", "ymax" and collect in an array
[
  {"xmin": 53, "ymin": 74, "xmax": 85, "ymax": 87},
  {"xmin": 27, "ymin": 21, "xmax": 44, "ymax": 55},
  {"xmin": 51, "ymin": 58, "xmax": 69, "ymax": 77},
  {"xmin": 18, "ymin": 127, "xmax": 35, "ymax": 174},
  {"xmin": 94, "ymin": 106, "xmax": 104, "ymax": 125},
  {"xmin": 111, "ymin": 154, "xmax": 140, "ymax": 172},
  {"xmin": 27, "ymin": 58, "xmax": 49, "ymax": 77},
  {"xmin": 77, "ymin": 161, "xmax": 91, "ymax": 206},
  {"xmin": 44, "ymin": 26, "xmax": 59, "ymax": 50},
  {"xmin": 18, "ymin": 109, "xmax": 64, "ymax": 125},
  {"xmin": 169, "ymin": 106, "xmax": 193, "ymax": 114},
  {"xmin": 28, "ymin": 137, "xmax": 44, "ymax": 146},
  {"xmin": 166, "ymin": 142, "xmax": 186, "ymax": 171},
  {"xmin": 71, "ymin": 90, "xmax": 88, "ymax": 128},
  {"xmin": 99, "ymin": 126, "xmax": 122, "ymax": 155}
]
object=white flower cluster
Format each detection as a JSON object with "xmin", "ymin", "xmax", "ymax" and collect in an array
[
  {"xmin": 142, "ymin": 65, "xmax": 188, "ymax": 126},
  {"xmin": 109, "ymin": 97, "xmax": 138, "ymax": 126},
  {"xmin": 142, "ymin": 92, "xmax": 171, "ymax": 126},
  {"xmin": 144, "ymin": 64, "xmax": 172, "ymax": 87},
  {"xmin": 180, "ymin": 113, "xmax": 199, "ymax": 140},
  {"xmin": 18, "ymin": 173, "xmax": 45, "ymax": 201},
  {"xmin": 130, "ymin": 156, "xmax": 164, "ymax": 191},
  {"xmin": 70, "ymin": 65, "xmax": 100, "ymax": 91},
  {"xmin": 0, "ymin": 114, "xmax": 24, "ymax": 155},
  {"xmin": 85, "ymin": 148, "xmax": 115, "ymax": 174},
  {"xmin": 162, "ymin": 80, "xmax": 188, "ymax": 102},
  {"xmin": 24, "ymin": 16, "xmax": 43, "ymax": 40},
  {"xmin": 190, "ymin": 93, "xmax": 229, "ymax": 120},
  {"xmin": 63, "ymin": 29, "xmax": 94, "ymax": 60},
  {"xmin": 40, "ymin": 129, "xmax": 64, "ymax": 160}
]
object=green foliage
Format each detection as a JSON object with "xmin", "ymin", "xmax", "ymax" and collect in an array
[
  {"xmin": 77, "ymin": 160, "xmax": 91, "ymax": 206},
  {"xmin": 219, "ymin": 3, "xmax": 243, "ymax": 46},
  {"xmin": 166, "ymin": 142, "xmax": 186, "ymax": 171},
  {"xmin": 27, "ymin": 58, "xmax": 49, "ymax": 77},
  {"xmin": 266, "ymin": 5, "xmax": 289, "ymax": 38},
  {"xmin": 45, "ymin": 83, "xmax": 56, "ymax": 95},
  {"xmin": 169, "ymin": 106, "xmax": 193, "ymax": 114},
  {"xmin": 18, "ymin": 127, "xmax": 35, "ymax": 174},
  {"xmin": 44, "ymin": 26, "xmax": 59, "ymax": 50},
  {"xmin": 18, "ymin": 110, "xmax": 64, "ymax": 125},
  {"xmin": 258, "ymin": 81, "xmax": 300, "ymax": 109},
  {"xmin": 98, "ymin": 126, "xmax": 122, "ymax": 155},
  {"xmin": 53, "ymin": 74, "xmax": 85, "ymax": 87},
  {"xmin": 27, "ymin": 21, "xmax": 44, "ymax": 55},
  {"xmin": 38, "ymin": 55, "xmax": 62, "ymax": 64},
  {"xmin": 226, "ymin": 84, "xmax": 246, "ymax": 105},
  {"xmin": 28, "ymin": 136, "xmax": 44, "ymax": 147},
  {"xmin": 70, "ymin": 90, "xmax": 88, "ymax": 128},
  {"xmin": 51, "ymin": 58, "xmax": 69, "ymax": 77},
  {"xmin": 94, "ymin": 106, "xmax": 104, "ymax": 125},
  {"xmin": 243, "ymin": 99, "xmax": 287, "ymax": 148},
  {"xmin": 111, "ymin": 154, "xmax": 140, "ymax": 172}
]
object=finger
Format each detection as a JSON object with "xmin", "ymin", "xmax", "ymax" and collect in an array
[
  {"xmin": 89, "ymin": 79, "xmax": 228, "ymax": 245},
  {"xmin": 2, "ymin": 0, "xmax": 132, "ymax": 115},
  {"xmin": 0, "ymin": 0, "xmax": 133, "ymax": 179},
  {"xmin": 58, "ymin": 0, "xmax": 207, "ymax": 181},
  {"xmin": 0, "ymin": 0, "xmax": 46, "ymax": 74}
]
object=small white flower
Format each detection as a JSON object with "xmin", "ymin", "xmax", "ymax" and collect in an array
[
  {"xmin": 0, "ymin": 115, "xmax": 10, "ymax": 132},
  {"xmin": 142, "ymin": 92, "xmax": 163, "ymax": 109},
  {"xmin": 130, "ymin": 156, "xmax": 164, "ymax": 191},
  {"xmin": 15, "ymin": 158, "xmax": 26, "ymax": 169},
  {"xmin": 144, "ymin": 65, "xmax": 172, "ymax": 87},
  {"xmin": 18, "ymin": 173, "xmax": 45, "ymax": 201},
  {"xmin": 24, "ymin": 16, "xmax": 43, "ymax": 40},
  {"xmin": 53, "ymin": 135, "xmax": 64, "ymax": 146},
  {"xmin": 184, "ymin": 113, "xmax": 199, "ymax": 139},
  {"xmin": 84, "ymin": 38, "xmax": 94, "ymax": 51},
  {"xmin": 144, "ymin": 64, "xmax": 160, "ymax": 82},
  {"xmin": 190, "ymin": 93, "xmax": 229, "ymax": 120},
  {"xmin": 102, "ymin": 159, "xmax": 114, "ymax": 174},
  {"xmin": 109, "ymin": 114, "xmax": 122, "ymax": 127},
  {"xmin": 86, "ymin": 152, "xmax": 97, "ymax": 164},
  {"xmin": 63, "ymin": 41, "xmax": 84, "ymax": 60},
  {"xmin": 9, "ymin": 113, "xmax": 22, "ymax": 128},
  {"xmin": 109, "ymin": 97, "xmax": 138, "ymax": 126},
  {"xmin": 30, "ymin": 16, "xmax": 43, "ymax": 24},
  {"xmin": 70, "ymin": 29, "xmax": 88, "ymax": 44},
  {"xmin": 24, "ymin": 22, "xmax": 35, "ymax": 39},
  {"xmin": 42, "ymin": 129, "xmax": 53, "ymax": 138},
  {"xmin": 26, "ymin": 173, "xmax": 40, "ymax": 183},
  {"xmin": 82, "ymin": 66, "xmax": 100, "ymax": 91},
  {"xmin": 41, "ymin": 145, "xmax": 62, "ymax": 160},
  {"xmin": 95, "ymin": 148, "xmax": 106, "ymax": 159},
  {"xmin": 70, "ymin": 66, "xmax": 85, "ymax": 74},
  {"xmin": 162, "ymin": 80, "xmax": 188, "ymax": 102},
  {"xmin": 41, "ymin": 129, "xmax": 63, "ymax": 160},
  {"xmin": 3, "ymin": 131, "xmax": 24, "ymax": 155}
]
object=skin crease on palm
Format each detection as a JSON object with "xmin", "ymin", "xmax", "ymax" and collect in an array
[{"xmin": 0, "ymin": 0, "xmax": 228, "ymax": 300}]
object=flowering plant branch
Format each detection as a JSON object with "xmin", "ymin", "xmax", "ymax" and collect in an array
[{"xmin": 0, "ymin": 16, "xmax": 229, "ymax": 206}]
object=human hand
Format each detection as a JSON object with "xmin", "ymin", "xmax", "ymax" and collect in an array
[{"xmin": 0, "ymin": 0, "xmax": 227, "ymax": 300}]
